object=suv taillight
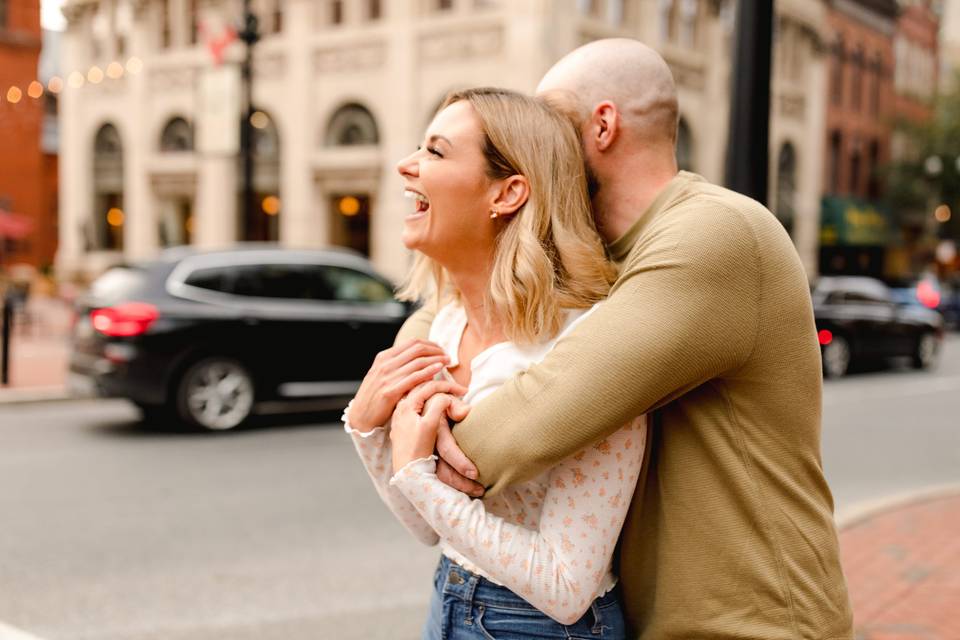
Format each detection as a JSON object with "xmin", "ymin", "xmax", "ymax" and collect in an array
[{"xmin": 90, "ymin": 303, "xmax": 159, "ymax": 337}]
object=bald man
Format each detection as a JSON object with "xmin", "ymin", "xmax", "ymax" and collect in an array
[{"xmin": 397, "ymin": 39, "xmax": 853, "ymax": 639}]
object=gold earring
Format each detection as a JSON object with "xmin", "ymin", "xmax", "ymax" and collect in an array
[{"xmin": 490, "ymin": 208, "xmax": 499, "ymax": 219}]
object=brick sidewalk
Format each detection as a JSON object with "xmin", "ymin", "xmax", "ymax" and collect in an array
[{"xmin": 839, "ymin": 492, "xmax": 960, "ymax": 640}]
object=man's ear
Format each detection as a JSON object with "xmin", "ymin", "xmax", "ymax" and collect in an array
[
  {"xmin": 590, "ymin": 101, "xmax": 620, "ymax": 152},
  {"xmin": 491, "ymin": 175, "xmax": 530, "ymax": 218}
]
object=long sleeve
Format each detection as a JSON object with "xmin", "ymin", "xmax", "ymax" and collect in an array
[
  {"xmin": 344, "ymin": 414, "xmax": 439, "ymax": 546},
  {"xmin": 453, "ymin": 203, "xmax": 760, "ymax": 494},
  {"xmin": 390, "ymin": 416, "xmax": 646, "ymax": 624}
]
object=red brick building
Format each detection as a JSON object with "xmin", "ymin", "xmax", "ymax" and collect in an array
[
  {"xmin": 893, "ymin": 0, "xmax": 939, "ymax": 126},
  {"xmin": 821, "ymin": 0, "xmax": 900, "ymax": 277},
  {"xmin": 0, "ymin": 0, "xmax": 57, "ymax": 273}
]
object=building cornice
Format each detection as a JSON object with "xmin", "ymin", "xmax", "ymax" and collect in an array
[{"xmin": 833, "ymin": 0, "xmax": 899, "ymax": 35}]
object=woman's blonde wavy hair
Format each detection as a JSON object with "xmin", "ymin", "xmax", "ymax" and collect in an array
[{"xmin": 397, "ymin": 87, "xmax": 615, "ymax": 344}]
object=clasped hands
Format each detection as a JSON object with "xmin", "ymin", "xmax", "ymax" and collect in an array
[{"xmin": 345, "ymin": 339, "xmax": 486, "ymax": 497}]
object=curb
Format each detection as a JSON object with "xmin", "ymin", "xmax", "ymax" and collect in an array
[
  {"xmin": 0, "ymin": 386, "xmax": 78, "ymax": 407},
  {"xmin": 835, "ymin": 483, "xmax": 960, "ymax": 531}
]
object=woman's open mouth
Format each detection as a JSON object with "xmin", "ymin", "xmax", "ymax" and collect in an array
[{"xmin": 404, "ymin": 189, "xmax": 430, "ymax": 220}]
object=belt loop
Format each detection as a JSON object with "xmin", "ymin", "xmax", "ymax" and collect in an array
[
  {"xmin": 590, "ymin": 601, "xmax": 603, "ymax": 634},
  {"xmin": 461, "ymin": 572, "xmax": 480, "ymax": 625}
]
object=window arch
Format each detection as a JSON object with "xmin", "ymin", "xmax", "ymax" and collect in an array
[
  {"xmin": 324, "ymin": 103, "xmax": 380, "ymax": 147},
  {"xmin": 676, "ymin": 117, "xmax": 694, "ymax": 172},
  {"xmin": 159, "ymin": 116, "xmax": 194, "ymax": 152},
  {"xmin": 775, "ymin": 142, "xmax": 796, "ymax": 235}
]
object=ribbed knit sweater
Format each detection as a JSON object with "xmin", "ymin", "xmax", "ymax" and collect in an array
[{"xmin": 395, "ymin": 172, "xmax": 854, "ymax": 639}]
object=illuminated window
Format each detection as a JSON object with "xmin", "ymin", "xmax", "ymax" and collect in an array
[{"xmin": 93, "ymin": 124, "xmax": 125, "ymax": 250}]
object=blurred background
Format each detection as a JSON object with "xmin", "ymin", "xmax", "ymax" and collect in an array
[{"xmin": 0, "ymin": 1, "xmax": 958, "ymax": 639}]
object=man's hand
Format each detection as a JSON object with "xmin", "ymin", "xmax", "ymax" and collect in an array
[
  {"xmin": 436, "ymin": 419, "xmax": 485, "ymax": 498},
  {"xmin": 347, "ymin": 339, "xmax": 466, "ymax": 432}
]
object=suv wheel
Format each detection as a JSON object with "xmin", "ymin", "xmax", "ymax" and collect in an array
[
  {"xmin": 176, "ymin": 357, "xmax": 255, "ymax": 431},
  {"xmin": 822, "ymin": 335, "xmax": 851, "ymax": 378},
  {"xmin": 912, "ymin": 332, "xmax": 940, "ymax": 370}
]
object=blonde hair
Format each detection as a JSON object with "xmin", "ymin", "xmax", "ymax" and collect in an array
[{"xmin": 398, "ymin": 87, "xmax": 615, "ymax": 344}]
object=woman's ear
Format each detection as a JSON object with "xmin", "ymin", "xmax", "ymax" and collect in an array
[{"xmin": 491, "ymin": 175, "xmax": 530, "ymax": 218}]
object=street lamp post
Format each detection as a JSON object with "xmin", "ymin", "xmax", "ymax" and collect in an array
[
  {"xmin": 724, "ymin": 0, "xmax": 775, "ymax": 205},
  {"xmin": 238, "ymin": 0, "xmax": 259, "ymax": 241}
]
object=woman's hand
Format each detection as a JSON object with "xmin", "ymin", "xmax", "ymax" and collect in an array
[
  {"xmin": 390, "ymin": 383, "xmax": 470, "ymax": 473},
  {"xmin": 346, "ymin": 339, "xmax": 466, "ymax": 432}
]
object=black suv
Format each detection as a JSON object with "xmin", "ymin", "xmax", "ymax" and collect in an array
[
  {"xmin": 70, "ymin": 246, "xmax": 411, "ymax": 430},
  {"xmin": 813, "ymin": 276, "xmax": 944, "ymax": 378}
]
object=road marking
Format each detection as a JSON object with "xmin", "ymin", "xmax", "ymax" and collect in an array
[
  {"xmin": 0, "ymin": 622, "xmax": 47, "ymax": 640},
  {"xmin": 823, "ymin": 374, "xmax": 960, "ymax": 407}
]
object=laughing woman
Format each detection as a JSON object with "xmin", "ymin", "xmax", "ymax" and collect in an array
[{"xmin": 343, "ymin": 88, "xmax": 645, "ymax": 640}]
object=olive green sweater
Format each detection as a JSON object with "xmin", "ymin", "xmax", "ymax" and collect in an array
[{"xmin": 396, "ymin": 172, "xmax": 853, "ymax": 639}]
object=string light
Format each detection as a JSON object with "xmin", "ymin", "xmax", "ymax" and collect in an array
[
  {"xmin": 6, "ymin": 86, "xmax": 22, "ymax": 103},
  {"xmin": 106, "ymin": 62, "xmax": 125, "ymax": 79},
  {"xmin": 27, "ymin": 81, "xmax": 44, "ymax": 98},
  {"xmin": 68, "ymin": 71, "xmax": 85, "ymax": 88},
  {"xmin": 47, "ymin": 76, "xmax": 64, "ymax": 93},
  {"xmin": 126, "ymin": 57, "xmax": 143, "ymax": 74},
  {"xmin": 87, "ymin": 66, "xmax": 105, "ymax": 84},
  {"xmin": 250, "ymin": 110, "xmax": 269, "ymax": 129}
]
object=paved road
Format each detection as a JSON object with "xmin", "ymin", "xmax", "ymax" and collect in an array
[{"xmin": 0, "ymin": 336, "xmax": 957, "ymax": 640}]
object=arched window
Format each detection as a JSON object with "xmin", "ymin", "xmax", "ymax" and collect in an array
[
  {"xmin": 776, "ymin": 142, "xmax": 796, "ymax": 236},
  {"xmin": 93, "ymin": 123, "xmax": 124, "ymax": 250},
  {"xmin": 851, "ymin": 45, "xmax": 864, "ymax": 111},
  {"xmin": 828, "ymin": 130, "xmax": 842, "ymax": 194},
  {"xmin": 831, "ymin": 36, "xmax": 845, "ymax": 106},
  {"xmin": 676, "ymin": 117, "xmax": 694, "ymax": 172},
  {"xmin": 324, "ymin": 103, "xmax": 380, "ymax": 147},
  {"xmin": 159, "ymin": 117, "xmax": 194, "ymax": 152}
]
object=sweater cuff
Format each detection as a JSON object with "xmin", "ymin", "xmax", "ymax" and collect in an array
[
  {"xmin": 341, "ymin": 399, "xmax": 386, "ymax": 438},
  {"xmin": 389, "ymin": 456, "xmax": 438, "ymax": 487}
]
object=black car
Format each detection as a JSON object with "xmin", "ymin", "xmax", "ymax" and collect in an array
[
  {"xmin": 70, "ymin": 246, "xmax": 411, "ymax": 430},
  {"xmin": 812, "ymin": 276, "xmax": 944, "ymax": 378}
]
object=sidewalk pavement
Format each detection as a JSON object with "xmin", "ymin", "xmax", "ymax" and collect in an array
[
  {"xmin": 0, "ymin": 294, "xmax": 73, "ymax": 403},
  {"xmin": 839, "ymin": 490, "xmax": 960, "ymax": 640}
]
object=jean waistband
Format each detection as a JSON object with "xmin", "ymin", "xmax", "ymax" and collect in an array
[{"xmin": 437, "ymin": 554, "xmax": 543, "ymax": 610}]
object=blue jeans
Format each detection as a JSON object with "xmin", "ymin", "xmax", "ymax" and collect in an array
[{"xmin": 422, "ymin": 554, "xmax": 626, "ymax": 640}]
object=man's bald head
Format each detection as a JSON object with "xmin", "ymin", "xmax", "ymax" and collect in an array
[{"xmin": 537, "ymin": 38, "xmax": 679, "ymax": 149}]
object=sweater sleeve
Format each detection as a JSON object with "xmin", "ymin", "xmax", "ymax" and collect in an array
[
  {"xmin": 390, "ymin": 417, "xmax": 646, "ymax": 624},
  {"xmin": 344, "ymin": 410, "xmax": 440, "ymax": 546},
  {"xmin": 454, "ymin": 205, "xmax": 759, "ymax": 495},
  {"xmin": 393, "ymin": 305, "xmax": 436, "ymax": 345}
]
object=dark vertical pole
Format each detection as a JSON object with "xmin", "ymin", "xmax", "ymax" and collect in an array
[
  {"xmin": 238, "ymin": 0, "xmax": 259, "ymax": 241},
  {"xmin": 724, "ymin": 0, "xmax": 775, "ymax": 205},
  {"xmin": 1, "ymin": 294, "xmax": 11, "ymax": 386}
]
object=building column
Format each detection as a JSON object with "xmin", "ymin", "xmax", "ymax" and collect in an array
[
  {"xmin": 56, "ymin": 7, "xmax": 94, "ymax": 279},
  {"xmin": 374, "ymin": 1, "xmax": 419, "ymax": 283},
  {"xmin": 796, "ymin": 46, "xmax": 828, "ymax": 280},
  {"xmin": 279, "ymin": 0, "xmax": 317, "ymax": 248},
  {"xmin": 194, "ymin": 156, "xmax": 237, "ymax": 247}
]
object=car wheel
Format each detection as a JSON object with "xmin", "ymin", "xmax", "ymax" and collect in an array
[
  {"xmin": 911, "ymin": 332, "xmax": 940, "ymax": 370},
  {"xmin": 175, "ymin": 357, "xmax": 255, "ymax": 431},
  {"xmin": 822, "ymin": 335, "xmax": 851, "ymax": 378}
]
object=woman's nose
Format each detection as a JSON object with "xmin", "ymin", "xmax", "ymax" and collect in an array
[{"xmin": 396, "ymin": 152, "xmax": 419, "ymax": 178}]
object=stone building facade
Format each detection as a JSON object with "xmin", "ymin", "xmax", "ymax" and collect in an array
[{"xmin": 57, "ymin": 0, "xmax": 829, "ymax": 282}]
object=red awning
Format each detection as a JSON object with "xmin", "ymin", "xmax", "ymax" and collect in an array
[{"xmin": 0, "ymin": 209, "xmax": 34, "ymax": 239}]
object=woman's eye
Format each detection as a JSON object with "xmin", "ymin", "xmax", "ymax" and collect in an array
[{"xmin": 427, "ymin": 146, "xmax": 443, "ymax": 158}]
